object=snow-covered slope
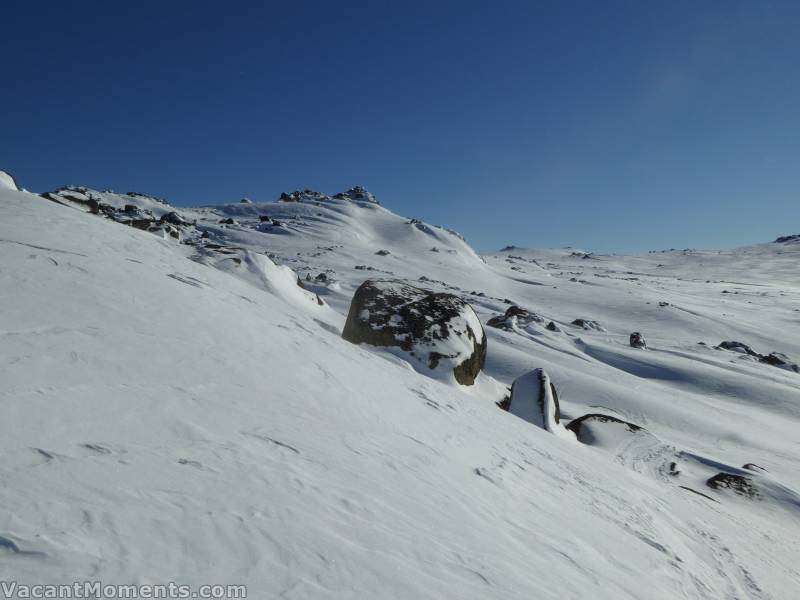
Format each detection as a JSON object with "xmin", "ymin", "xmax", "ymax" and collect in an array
[{"xmin": 1, "ymin": 184, "xmax": 799, "ymax": 599}]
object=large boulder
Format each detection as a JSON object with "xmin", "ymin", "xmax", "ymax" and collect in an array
[
  {"xmin": 342, "ymin": 280, "xmax": 486, "ymax": 385},
  {"xmin": 507, "ymin": 369, "xmax": 573, "ymax": 439}
]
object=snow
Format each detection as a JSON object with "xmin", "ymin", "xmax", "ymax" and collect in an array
[
  {"xmin": 1, "ymin": 185, "xmax": 799, "ymax": 598},
  {"xmin": 0, "ymin": 170, "xmax": 19, "ymax": 191}
]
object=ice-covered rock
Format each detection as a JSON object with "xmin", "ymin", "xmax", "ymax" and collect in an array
[
  {"xmin": 342, "ymin": 279, "xmax": 486, "ymax": 385},
  {"xmin": 508, "ymin": 368, "xmax": 573, "ymax": 439}
]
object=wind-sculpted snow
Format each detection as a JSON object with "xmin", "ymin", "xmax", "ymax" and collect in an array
[
  {"xmin": 1, "ymin": 184, "xmax": 800, "ymax": 599},
  {"xmin": 0, "ymin": 169, "xmax": 20, "ymax": 191}
]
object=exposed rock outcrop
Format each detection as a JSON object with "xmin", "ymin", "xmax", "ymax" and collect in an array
[
  {"xmin": 336, "ymin": 186, "xmax": 379, "ymax": 204},
  {"xmin": 706, "ymin": 473, "xmax": 760, "ymax": 499},
  {"xmin": 629, "ymin": 332, "xmax": 647, "ymax": 349},
  {"xmin": 342, "ymin": 280, "xmax": 486, "ymax": 385},
  {"xmin": 774, "ymin": 234, "xmax": 800, "ymax": 243},
  {"xmin": 571, "ymin": 319, "xmax": 604, "ymax": 331},
  {"xmin": 565, "ymin": 413, "xmax": 643, "ymax": 445},
  {"xmin": 486, "ymin": 305, "xmax": 543, "ymax": 331},
  {"xmin": 716, "ymin": 341, "xmax": 798, "ymax": 373}
]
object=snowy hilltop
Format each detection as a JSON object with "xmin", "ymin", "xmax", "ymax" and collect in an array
[{"xmin": 1, "ymin": 171, "xmax": 799, "ymax": 599}]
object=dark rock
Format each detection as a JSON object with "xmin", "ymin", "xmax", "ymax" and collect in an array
[
  {"xmin": 342, "ymin": 280, "xmax": 486, "ymax": 385},
  {"xmin": 218, "ymin": 217, "xmax": 237, "ymax": 225},
  {"xmin": 546, "ymin": 321, "xmax": 560, "ymax": 332},
  {"xmin": 486, "ymin": 305, "xmax": 543, "ymax": 331},
  {"xmin": 717, "ymin": 342, "xmax": 798, "ymax": 372},
  {"xmin": 259, "ymin": 215, "xmax": 272, "ymax": 223},
  {"xmin": 759, "ymin": 352, "xmax": 799, "ymax": 372},
  {"xmin": 742, "ymin": 463, "xmax": 768, "ymax": 472},
  {"xmin": 338, "ymin": 186, "xmax": 378, "ymax": 204},
  {"xmin": 279, "ymin": 189, "xmax": 328, "ymax": 203},
  {"xmin": 716, "ymin": 341, "xmax": 758, "ymax": 356},
  {"xmin": 126, "ymin": 191, "xmax": 170, "ymax": 204},
  {"xmin": 571, "ymin": 318, "xmax": 603, "ymax": 331},
  {"xmin": 314, "ymin": 273, "xmax": 329, "ymax": 283},
  {"xmin": 629, "ymin": 332, "xmax": 647, "ymax": 349},
  {"xmin": 130, "ymin": 219, "xmax": 155, "ymax": 231},
  {"xmin": 496, "ymin": 388, "xmax": 512, "ymax": 411},
  {"xmin": 375, "ymin": 249, "xmax": 391, "ymax": 256},
  {"xmin": 161, "ymin": 211, "xmax": 190, "ymax": 226},
  {"xmin": 775, "ymin": 234, "xmax": 800, "ymax": 243},
  {"xmin": 706, "ymin": 473, "xmax": 759, "ymax": 499}
]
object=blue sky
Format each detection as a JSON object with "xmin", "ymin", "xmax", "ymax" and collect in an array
[{"xmin": 2, "ymin": 1, "xmax": 799, "ymax": 253}]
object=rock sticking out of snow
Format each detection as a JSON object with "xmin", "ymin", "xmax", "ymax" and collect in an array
[
  {"xmin": 571, "ymin": 318, "xmax": 604, "ymax": 331},
  {"xmin": 774, "ymin": 234, "xmax": 800, "ymax": 244},
  {"xmin": 486, "ymin": 305, "xmax": 544, "ymax": 331},
  {"xmin": 566, "ymin": 413, "xmax": 644, "ymax": 446},
  {"xmin": 716, "ymin": 341, "xmax": 799, "ymax": 372},
  {"xmin": 334, "ymin": 186, "xmax": 379, "ymax": 204},
  {"xmin": 342, "ymin": 279, "xmax": 486, "ymax": 385},
  {"xmin": 706, "ymin": 473, "xmax": 760, "ymax": 499},
  {"xmin": 629, "ymin": 332, "xmax": 647, "ymax": 349},
  {"xmin": 508, "ymin": 368, "xmax": 574, "ymax": 439}
]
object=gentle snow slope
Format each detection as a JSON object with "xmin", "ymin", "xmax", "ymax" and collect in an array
[{"xmin": 1, "ymin": 188, "xmax": 799, "ymax": 599}]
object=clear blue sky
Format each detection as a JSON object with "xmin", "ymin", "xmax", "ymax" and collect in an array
[{"xmin": 2, "ymin": 1, "xmax": 799, "ymax": 253}]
